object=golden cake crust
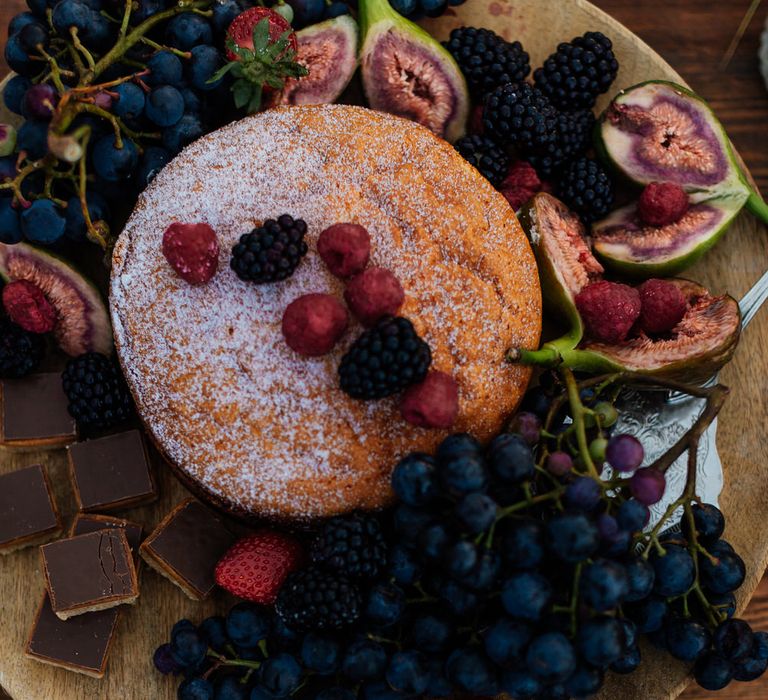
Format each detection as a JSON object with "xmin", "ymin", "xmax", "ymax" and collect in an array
[{"xmin": 110, "ymin": 104, "xmax": 542, "ymax": 521}]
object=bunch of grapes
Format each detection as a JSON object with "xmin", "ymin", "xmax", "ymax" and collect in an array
[
  {"xmin": 155, "ymin": 368, "xmax": 766, "ymax": 699},
  {"xmin": 0, "ymin": 0, "xmax": 260, "ymax": 251}
]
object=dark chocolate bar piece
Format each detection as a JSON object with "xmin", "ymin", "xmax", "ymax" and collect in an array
[
  {"xmin": 25, "ymin": 593, "xmax": 120, "ymax": 678},
  {"xmin": 40, "ymin": 529, "xmax": 139, "ymax": 620},
  {"xmin": 67, "ymin": 430, "xmax": 157, "ymax": 512},
  {"xmin": 140, "ymin": 498, "xmax": 235, "ymax": 600},
  {"xmin": 1, "ymin": 373, "xmax": 77, "ymax": 448},
  {"xmin": 71, "ymin": 513, "xmax": 144, "ymax": 569},
  {"xmin": 0, "ymin": 464, "xmax": 62, "ymax": 554}
]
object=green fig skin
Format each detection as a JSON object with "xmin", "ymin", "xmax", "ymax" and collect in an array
[
  {"xmin": 358, "ymin": 0, "xmax": 469, "ymax": 142},
  {"xmin": 511, "ymin": 279, "xmax": 741, "ymax": 384},
  {"xmin": 595, "ymin": 80, "xmax": 768, "ymax": 275},
  {"xmin": 591, "ymin": 192, "xmax": 746, "ymax": 278},
  {"xmin": 0, "ymin": 241, "xmax": 113, "ymax": 356}
]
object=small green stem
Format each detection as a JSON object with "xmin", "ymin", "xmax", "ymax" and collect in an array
[
  {"xmin": 139, "ymin": 36, "xmax": 192, "ymax": 58},
  {"xmin": 119, "ymin": 0, "xmax": 132, "ymax": 38},
  {"xmin": 206, "ymin": 649, "xmax": 262, "ymax": 670},
  {"xmin": 498, "ymin": 488, "xmax": 564, "ymax": 518},
  {"xmin": 70, "ymin": 27, "xmax": 96, "ymax": 73},
  {"xmin": 562, "ymin": 368, "xmax": 599, "ymax": 478},
  {"xmin": 36, "ymin": 47, "xmax": 68, "ymax": 93},
  {"xmin": 746, "ymin": 189, "xmax": 768, "ymax": 226}
]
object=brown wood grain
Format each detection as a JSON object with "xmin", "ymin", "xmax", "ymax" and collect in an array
[{"xmin": 1, "ymin": 1, "xmax": 768, "ymax": 699}]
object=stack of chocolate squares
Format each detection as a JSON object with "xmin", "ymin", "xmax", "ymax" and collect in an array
[{"xmin": 1, "ymin": 373, "xmax": 236, "ymax": 679}]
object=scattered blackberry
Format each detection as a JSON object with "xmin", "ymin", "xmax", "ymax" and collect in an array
[
  {"xmin": 311, "ymin": 512, "xmax": 388, "ymax": 580},
  {"xmin": 483, "ymin": 82, "xmax": 558, "ymax": 154},
  {"xmin": 230, "ymin": 214, "xmax": 308, "ymax": 283},
  {"xmin": 556, "ymin": 156, "xmax": 615, "ymax": 223},
  {"xmin": 534, "ymin": 31, "xmax": 619, "ymax": 111},
  {"xmin": 454, "ymin": 135, "xmax": 510, "ymax": 188},
  {"xmin": 338, "ymin": 316, "xmax": 431, "ymax": 400},
  {"xmin": 275, "ymin": 566, "xmax": 362, "ymax": 631},
  {"xmin": 0, "ymin": 319, "xmax": 45, "ymax": 378},
  {"xmin": 443, "ymin": 27, "xmax": 530, "ymax": 99},
  {"xmin": 61, "ymin": 352, "xmax": 134, "ymax": 430},
  {"xmin": 528, "ymin": 109, "xmax": 596, "ymax": 177}
]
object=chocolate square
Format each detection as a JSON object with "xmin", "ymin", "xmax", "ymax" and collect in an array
[
  {"xmin": 25, "ymin": 593, "xmax": 120, "ymax": 678},
  {"xmin": 0, "ymin": 465, "xmax": 62, "ymax": 554},
  {"xmin": 40, "ymin": 530, "xmax": 139, "ymax": 620},
  {"xmin": 67, "ymin": 430, "xmax": 157, "ymax": 512},
  {"xmin": 1, "ymin": 373, "xmax": 77, "ymax": 448},
  {"xmin": 71, "ymin": 513, "xmax": 144, "ymax": 569},
  {"xmin": 140, "ymin": 498, "xmax": 235, "ymax": 600}
]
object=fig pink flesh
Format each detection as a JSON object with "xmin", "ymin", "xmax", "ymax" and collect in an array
[
  {"xmin": 537, "ymin": 194, "xmax": 603, "ymax": 297},
  {"xmin": 594, "ymin": 203, "xmax": 724, "ymax": 260},
  {"xmin": 607, "ymin": 91, "xmax": 728, "ymax": 188},
  {"xmin": 363, "ymin": 28, "xmax": 461, "ymax": 139}
]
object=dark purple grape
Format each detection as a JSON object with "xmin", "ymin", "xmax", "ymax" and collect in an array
[
  {"xmin": 606, "ymin": 434, "xmax": 644, "ymax": 472},
  {"xmin": 629, "ymin": 468, "xmax": 666, "ymax": 506},
  {"xmin": 23, "ymin": 83, "xmax": 58, "ymax": 120}
]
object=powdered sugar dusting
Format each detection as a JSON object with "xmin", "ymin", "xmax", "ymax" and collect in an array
[{"xmin": 110, "ymin": 105, "xmax": 541, "ymax": 520}]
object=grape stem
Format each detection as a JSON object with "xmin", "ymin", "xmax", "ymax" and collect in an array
[
  {"xmin": 562, "ymin": 368, "xmax": 600, "ymax": 478},
  {"xmin": 69, "ymin": 28, "xmax": 97, "ymax": 73},
  {"xmin": 138, "ymin": 36, "xmax": 192, "ymax": 59},
  {"xmin": 119, "ymin": 0, "xmax": 132, "ymax": 39}
]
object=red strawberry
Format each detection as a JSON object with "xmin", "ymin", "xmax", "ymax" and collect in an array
[
  {"xmin": 225, "ymin": 7, "xmax": 297, "ymax": 62},
  {"xmin": 215, "ymin": 531, "xmax": 303, "ymax": 604}
]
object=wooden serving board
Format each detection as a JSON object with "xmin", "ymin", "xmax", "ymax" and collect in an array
[{"xmin": 1, "ymin": 1, "xmax": 768, "ymax": 698}]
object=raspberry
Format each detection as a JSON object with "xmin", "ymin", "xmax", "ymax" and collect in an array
[
  {"xmin": 317, "ymin": 223, "xmax": 370, "ymax": 278},
  {"xmin": 637, "ymin": 183, "xmax": 690, "ymax": 227},
  {"xmin": 1, "ymin": 280, "xmax": 56, "ymax": 333},
  {"xmin": 162, "ymin": 222, "xmax": 219, "ymax": 285},
  {"xmin": 400, "ymin": 370, "xmax": 459, "ymax": 429},
  {"xmin": 575, "ymin": 280, "xmax": 641, "ymax": 344},
  {"xmin": 344, "ymin": 267, "xmax": 405, "ymax": 326},
  {"xmin": 637, "ymin": 279, "xmax": 688, "ymax": 335},
  {"xmin": 281, "ymin": 293, "xmax": 349, "ymax": 356},
  {"xmin": 499, "ymin": 161, "xmax": 546, "ymax": 211}
]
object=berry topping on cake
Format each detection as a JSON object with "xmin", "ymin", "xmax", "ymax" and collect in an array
[
  {"xmin": 275, "ymin": 565, "xmax": 362, "ymax": 630},
  {"xmin": 637, "ymin": 278, "xmax": 688, "ymax": 335},
  {"xmin": 575, "ymin": 280, "xmax": 641, "ymax": 344},
  {"xmin": 215, "ymin": 531, "xmax": 304, "ymax": 605},
  {"xmin": 317, "ymin": 223, "xmax": 371, "ymax": 278},
  {"xmin": 230, "ymin": 215, "xmax": 308, "ymax": 283},
  {"xmin": 344, "ymin": 267, "xmax": 405, "ymax": 326},
  {"xmin": 400, "ymin": 370, "xmax": 459, "ymax": 429},
  {"xmin": 2, "ymin": 279, "xmax": 56, "ymax": 333},
  {"xmin": 338, "ymin": 316, "xmax": 431, "ymax": 400},
  {"xmin": 61, "ymin": 352, "xmax": 134, "ymax": 430},
  {"xmin": 0, "ymin": 318, "xmax": 45, "ymax": 378},
  {"xmin": 638, "ymin": 182, "xmax": 690, "ymax": 227},
  {"xmin": 281, "ymin": 293, "xmax": 349, "ymax": 356},
  {"xmin": 161, "ymin": 222, "xmax": 219, "ymax": 285},
  {"xmin": 310, "ymin": 513, "xmax": 388, "ymax": 580}
]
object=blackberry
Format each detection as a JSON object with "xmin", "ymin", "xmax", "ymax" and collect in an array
[
  {"xmin": 443, "ymin": 27, "xmax": 530, "ymax": 99},
  {"xmin": 454, "ymin": 135, "xmax": 510, "ymax": 188},
  {"xmin": 311, "ymin": 512, "xmax": 388, "ymax": 580},
  {"xmin": 0, "ymin": 319, "xmax": 45, "ymax": 378},
  {"xmin": 529, "ymin": 109, "xmax": 596, "ymax": 177},
  {"xmin": 534, "ymin": 31, "xmax": 619, "ymax": 111},
  {"xmin": 230, "ymin": 214, "xmax": 308, "ymax": 283},
  {"xmin": 61, "ymin": 352, "xmax": 134, "ymax": 430},
  {"xmin": 275, "ymin": 566, "xmax": 362, "ymax": 630},
  {"xmin": 556, "ymin": 157, "xmax": 615, "ymax": 223},
  {"xmin": 483, "ymin": 82, "xmax": 558, "ymax": 154},
  {"xmin": 338, "ymin": 316, "xmax": 431, "ymax": 400}
]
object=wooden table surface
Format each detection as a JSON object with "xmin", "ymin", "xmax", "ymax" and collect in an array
[{"xmin": 1, "ymin": 1, "xmax": 767, "ymax": 699}]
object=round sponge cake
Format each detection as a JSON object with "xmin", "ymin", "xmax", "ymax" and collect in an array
[{"xmin": 110, "ymin": 105, "xmax": 542, "ymax": 521}]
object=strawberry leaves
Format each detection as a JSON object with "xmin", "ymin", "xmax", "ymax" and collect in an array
[{"xmin": 209, "ymin": 18, "xmax": 308, "ymax": 114}]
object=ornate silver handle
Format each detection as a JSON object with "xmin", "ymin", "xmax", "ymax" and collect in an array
[{"xmin": 739, "ymin": 268, "xmax": 768, "ymax": 331}]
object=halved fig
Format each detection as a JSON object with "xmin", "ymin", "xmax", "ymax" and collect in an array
[
  {"xmin": 359, "ymin": 0, "xmax": 469, "ymax": 142},
  {"xmin": 0, "ymin": 242, "xmax": 112, "ymax": 356},
  {"xmin": 518, "ymin": 192, "xmax": 603, "ymax": 349},
  {"xmin": 591, "ymin": 192, "xmax": 745, "ymax": 277},
  {"xmin": 566, "ymin": 279, "xmax": 740, "ymax": 382},
  {"xmin": 598, "ymin": 81, "xmax": 744, "ymax": 193},
  {"xmin": 595, "ymin": 80, "xmax": 768, "ymax": 274},
  {"xmin": 268, "ymin": 15, "xmax": 358, "ymax": 107}
]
